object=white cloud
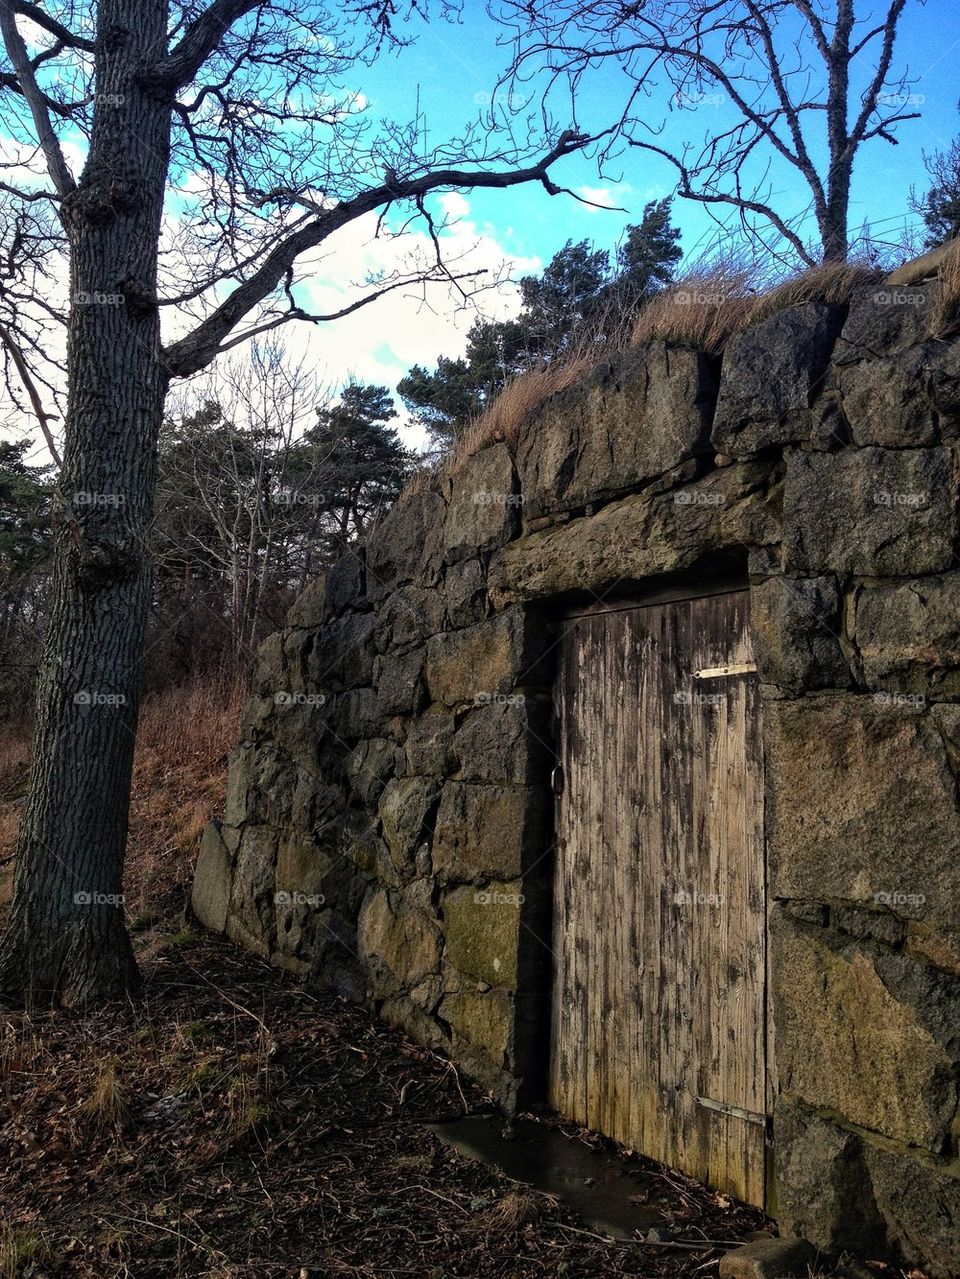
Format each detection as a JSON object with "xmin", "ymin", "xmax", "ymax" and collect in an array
[
  {"xmin": 576, "ymin": 185, "xmax": 621, "ymax": 211},
  {"xmin": 254, "ymin": 195, "xmax": 540, "ymax": 450},
  {"xmin": 438, "ymin": 191, "xmax": 471, "ymax": 220}
]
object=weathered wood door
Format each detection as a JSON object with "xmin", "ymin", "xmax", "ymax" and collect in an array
[{"xmin": 550, "ymin": 588, "xmax": 768, "ymax": 1206}]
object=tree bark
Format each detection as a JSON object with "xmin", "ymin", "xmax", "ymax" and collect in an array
[{"xmin": 0, "ymin": 0, "xmax": 172, "ymax": 1005}]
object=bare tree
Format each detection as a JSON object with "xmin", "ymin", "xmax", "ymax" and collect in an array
[
  {"xmin": 156, "ymin": 343, "xmax": 337, "ymax": 663},
  {"xmin": 0, "ymin": 0, "xmax": 593, "ymax": 1004},
  {"xmin": 498, "ymin": 0, "xmax": 919, "ymax": 264},
  {"xmin": 0, "ymin": 194, "xmax": 66, "ymax": 463}
]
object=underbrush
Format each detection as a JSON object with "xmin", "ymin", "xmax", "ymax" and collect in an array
[{"xmin": 0, "ymin": 671, "xmax": 245, "ymax": 925}]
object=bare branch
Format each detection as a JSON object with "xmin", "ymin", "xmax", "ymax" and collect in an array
[
  {"xmin": 11, "ymin": 1, "xmax": 93, "ymax": 51},
  {"xmin": 163, "ymin": 132, "xmax": 592, "ymax": 377},
  {"xmin": 0, "ymin": 0, "xmax": 76, "ymax": 196},
  {"xmin": 139, "ymin": 0, "xmax": 262, "ymax": 94},
  {"xmin": 0, "ymin": 317, "xmax": 61, "ymax": 466},
  {"xmin": 848, "ymin": 0, "xmax": 908, "ymax": 149}
]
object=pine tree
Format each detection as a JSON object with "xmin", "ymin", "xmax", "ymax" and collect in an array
[
  {"xmin": 398, "ymin": 200, "xmax": 683, "ymax": 450},
  {"xmin": 308, "ymin": 383, "xmax": 413, "ymax": 556},
  {"xmin": 912, "ymin": 135, "xmax": 960, "ymax": 248}
]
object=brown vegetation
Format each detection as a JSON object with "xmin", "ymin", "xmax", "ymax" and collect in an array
[
  {"xmin": 403, "ymin": 255, "xmax": 902, "ymax": 497},
  {"xmin": 747, "ymin": 260, "xmax": 883, "ymax": 325},
  {"xmin": 928, "ymin": 238, "xmax": 960, "ymax": 338},
  {"xmin": 0, "ymin": 672, "xmax": 245, "ymax": 924},
  {"xmin": 630, "ymin": 259, "xmax": 760, "ymax": 354}
]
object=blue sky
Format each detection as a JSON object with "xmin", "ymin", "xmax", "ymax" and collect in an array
[
  {"xmin": 361, "ymin": 0, "xmax": 959, "ymax": 263},
  {"xmin": 6, "ymin": 1, "xmax": 960, "ymax": 461},
  {"xmin": 270, "ymin": 0, "xmax": 959, "ymax": 450}
]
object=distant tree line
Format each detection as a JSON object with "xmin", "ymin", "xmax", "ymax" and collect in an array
[
  {"xmin": 912, "ymin": 114, "xmax": 960, "ymax": 248},
  {"xmin": 0, "ymin": 344, "xmax": 413, "ymax": 720}
]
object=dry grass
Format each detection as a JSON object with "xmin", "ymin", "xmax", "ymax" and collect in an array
[
  {"xmin": 631, "ymin": 257, "xmax": 882, "ymax": 355},
  {"xmin": 631, "ymin": 258, "xmax": 760, "ymax": 354},
  {"xmin": 83, "ymin": 1056, "xmax": 130, "ymax": 1128},
  {"xmin": 0, "ymin": 737, "xmax": 29, "ymax": 804},
  {"xmin": 124, "ymin": 672, "xmax": 246, "ymax": 922},
  {"xmin": 0, "ymin": 671, "xmax": 245, "ymax": 925},
  {"xmin": 928, "ymin": 238, "xmax": 960, "ymax": 338},
  {"xmin": 747, "ymin": 259, "xmax": 883, "ymax": 326},
  {"xmin": 401, "ymin": 350, "xmax": 598, "ymax": 496},
  {"xmin": 0, "ymin": 1221, "xmax": 56, "ymax": 1279},
  {"xmin": 452, "ymin": 353, "xmax": 596, "ymax": 465}
]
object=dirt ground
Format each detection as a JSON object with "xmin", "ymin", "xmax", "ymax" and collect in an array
[{"xmin": 0, "ymin": 926, "xmax": 807, "ymax": 1279}]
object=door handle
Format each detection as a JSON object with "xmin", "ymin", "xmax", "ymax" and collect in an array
[{"xmin": 551, "ymin": 764, "xmax": 564, "ymax": 796}]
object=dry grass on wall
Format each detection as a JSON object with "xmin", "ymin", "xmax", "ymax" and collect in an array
[
  {"xmin": 401, "ymin": 246, "xmax": 954, "ymax": 498},
  {"xmin": 0, "ymin": 672, "xmax": 245, "ymax": 925},
  {"xmin": 630, "ymin": 257, "xmax": 883, "ymax": 354},
  {"xmin": 630, "ymin": 259, "xmax": 760, "ymax": 354},
  {"xmin": 444, "ymin": 353, "xmax": 596, "ymax": 470},
  {"xmin": 400, "ymin": 348, "xmax": 601, "ymax": 499},
  {"xmin": 747, "ymin": 259, "xmax": 883, "ymax": 325},
  {"xmin": 928, "ymin": 238, "xmax": 960, "ymax": 338}
]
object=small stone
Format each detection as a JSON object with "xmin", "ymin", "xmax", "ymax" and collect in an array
[
  {"xmin": 191, "ymin": 821, "xmax": 232, "ymax": 933},
  {"xmin": 718, "ymin": 1237, "xmax": 818, "ymax": 1279}
]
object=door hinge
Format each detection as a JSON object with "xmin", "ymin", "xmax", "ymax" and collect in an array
[
  {"xmin": 694, "ymin": 1095, "xmax": 769, "ymax": 1129},
  {"xmin": 693, "ymin": 662, "xmax": 757, "ymax": 680}
]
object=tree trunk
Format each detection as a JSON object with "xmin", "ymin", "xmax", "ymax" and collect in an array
[
  {"xmin": 823, "ymin": 9, "xmax": 853, "ymax": 264},
  {"xmin": 0, "ymin": 0, "xmax": 172, "ymax": 1005},
  {"xmin": 821, "ymin": 183, "xmax": 850, "ymax": 263}
]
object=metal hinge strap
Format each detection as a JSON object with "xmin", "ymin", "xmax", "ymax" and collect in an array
[
  {"xmin": 693, "ymin": 662, "xmax": 757, "ymax": 680},
  {"xmin": 694, "ymin": 1095, "xmax": 768, "ymax": 1126}
]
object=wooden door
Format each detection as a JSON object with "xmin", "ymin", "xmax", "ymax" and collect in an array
[{"xmin": 549, "ymin": 588, "xmax": 768, "ymax": 1206}]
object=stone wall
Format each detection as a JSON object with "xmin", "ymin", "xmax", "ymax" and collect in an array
[{"xmin": 194, "ymin": 273, "xmax": 960, "ymax": 1276}]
